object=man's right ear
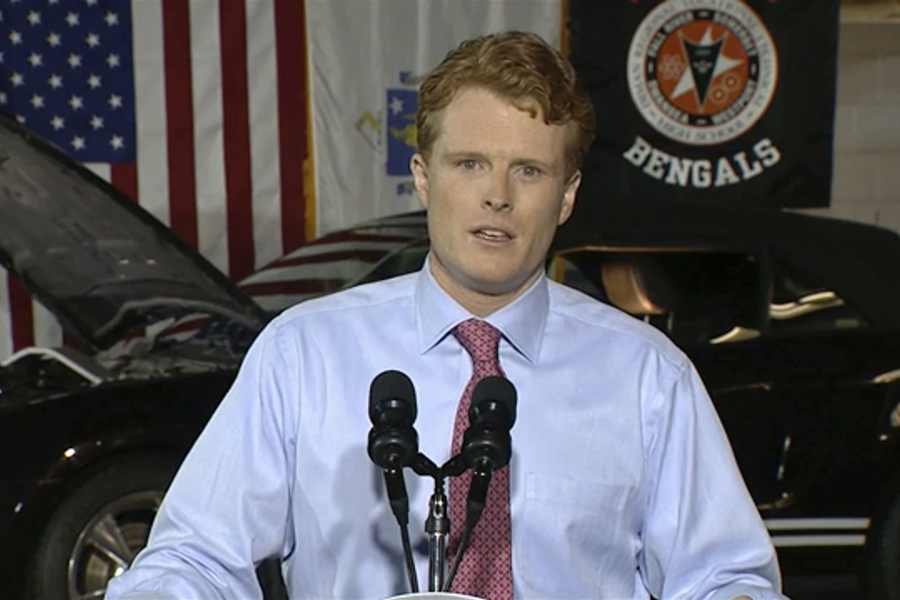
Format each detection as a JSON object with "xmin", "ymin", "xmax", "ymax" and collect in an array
[{"xmin": 410, "ymin": 153, "xmax": 429, "ymax": 209}]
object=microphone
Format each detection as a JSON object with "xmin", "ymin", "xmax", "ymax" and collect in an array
[
  {"xmin": 462, "ymin": 375, "xmax": 517, "ymax": 475},
  {"xmin": 462, "ymin": 376, "xmax": 517, "ymax": 521},
  {"xmin": 366, "ymin": 370, "xmax": 420, "ymax": 593},
  {"xmin": 368, "ymin": 369, "xmax": 418, "ymax": 470},
  {"xmin": 443, "ymin": 376, "xmax": 518, "ymax": 592}
]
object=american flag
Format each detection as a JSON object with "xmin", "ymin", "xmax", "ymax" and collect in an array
[{"xmin": 0, "ymin": 0, "xmax": 311, "ymax": 357}]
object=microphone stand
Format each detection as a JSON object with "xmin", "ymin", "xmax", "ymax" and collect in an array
[
  {"xmin": 381, "ymin": 466, "xmax": 418, "ymax": 594},
  {"xmin": 411, "ymin": 452, "xmax": 468, "ymax": 592},
  {"xmin": 425, "ymin": 479, "xmax": 449, "ymax": 592}
]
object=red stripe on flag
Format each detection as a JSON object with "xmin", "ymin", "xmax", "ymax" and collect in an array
[
  {"xmin": 7, "ymin": 276, "xmax": 34, "ymax": 351},
  {"xmin": 219, "ymin": 0, "xmax": 255, "ymax": 280},
  {"xmin": 110, "ymin": 162, "xmax": 139, "ymax": 203},
  {"xmin": 159, "ymin": 316, "xmax": 213, "ymax": 337},
  {"xmin": 274, "ymin": 0, "xmax": 308, "ymax": 253},
  {"xmin": 162, "ymin": 0, "xmax": 199, "ymax": 249}
]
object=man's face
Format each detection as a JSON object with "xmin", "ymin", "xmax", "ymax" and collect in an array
[{"xmin": 411, "ymin": 86, "xmax": 581, "ymax": 311}]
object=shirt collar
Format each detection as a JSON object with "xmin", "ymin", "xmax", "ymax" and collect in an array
[{"xmin": 415, "ymin": 258, "xmax": 549, "ymax": 364}]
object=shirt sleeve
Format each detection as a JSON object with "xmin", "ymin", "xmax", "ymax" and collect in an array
[
  {"xmin": 638, "ymin": 360, "xmax": 789, "ymax": 600},
  {"xmin": 105, "ymin": 321, "xmax": 298, "ymax": 600}
]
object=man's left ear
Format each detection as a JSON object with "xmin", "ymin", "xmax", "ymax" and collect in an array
[
  {"xmin": 410, "ymin": 153, "xmax": 430, "ymax": 209},
  {"xmin": 558, "ymin": 170, "xmax": 581, "ymax": 225}
]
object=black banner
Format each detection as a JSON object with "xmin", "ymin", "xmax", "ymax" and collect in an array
[{"xmin": 568, "ymin": 0, "xmax": 840, "ymax": 209}]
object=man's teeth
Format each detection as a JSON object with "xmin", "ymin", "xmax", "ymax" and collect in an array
[{"xmin": 477, "ymin": 229, "xmax": 509, "ymax": 240}]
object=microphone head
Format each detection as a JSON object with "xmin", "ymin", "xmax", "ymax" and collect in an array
[
  {"xmin": 368, "ymin": 369, "xmax": 417, "ymax": 426},
  {"xmin": 367, "ymin": 370, "xmax": 418, "ymax": 469},
  {"xmin": 469, "ymin": 375, "xmax": 517, "ymax": 430}
]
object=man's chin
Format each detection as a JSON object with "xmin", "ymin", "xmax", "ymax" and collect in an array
[
  {"xmin": 429, "ymin": 255, "xmax": 540, "ymax": 299},
  {"xmin": 463, "ymin": 272, "xmax": 537, "ymax": 298}
]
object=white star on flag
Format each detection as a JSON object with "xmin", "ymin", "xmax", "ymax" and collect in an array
[
  {"xmin": 2, "ymin": 0, "xmax": 138, "ymax": 175},
  {"xmin": 71, "ymin": 136, "xmax": 86, "ymax": 150}
]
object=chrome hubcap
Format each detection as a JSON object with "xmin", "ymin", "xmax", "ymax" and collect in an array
[{"xmin": 66, "ymin": 490, "xmax": 162, "ymax": 600}]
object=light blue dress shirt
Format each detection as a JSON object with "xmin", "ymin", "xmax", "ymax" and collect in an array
[{"xmin": 106, "ymin": 265, "xmax": 787, "ymax": 600}]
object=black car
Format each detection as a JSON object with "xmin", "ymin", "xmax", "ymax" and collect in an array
[{"xmin": 1, "ymin": 114, "xmax": 900, "ymax": 599}]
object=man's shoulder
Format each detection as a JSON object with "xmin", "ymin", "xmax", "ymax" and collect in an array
[
  {"xmin": 547, "ymin": 280, "xmax": 687, "ymax": 364},
  {"xmin": 271, "ymin": 272, "xmax": 417, "ymax": 328}
]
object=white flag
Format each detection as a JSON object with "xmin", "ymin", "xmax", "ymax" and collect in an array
[{"xmin": 305, "ymin": 0, "xmax": 562, "ymax": 236}]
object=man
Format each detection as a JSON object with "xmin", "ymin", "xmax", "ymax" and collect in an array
[{"xmin": 107, "ymin": 31, "xmax": 787, "ymax": 599}]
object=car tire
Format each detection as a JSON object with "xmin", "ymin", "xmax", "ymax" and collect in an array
[
  {"xmin": 25, "ymin": 455, "xmax": 177, "ymax": 600},
  {"xmin": 868, "ymin": 482, "xmax": 900, "ymax": 600}
]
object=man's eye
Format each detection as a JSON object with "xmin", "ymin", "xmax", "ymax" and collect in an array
[
  {"xmin": 521, "ymin": 165, "xmax": 541, "ymax": 178},
  {"xmin": 459, "ymin": 160, "xmax": 478, "ymax": 170}
]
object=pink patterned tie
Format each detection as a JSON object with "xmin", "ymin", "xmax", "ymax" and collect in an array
[{"xmin": 448, "ymin": 318, "xmax": 513, "ymax": 600}]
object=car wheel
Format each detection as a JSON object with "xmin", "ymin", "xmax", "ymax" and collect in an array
[
  {"xmin": 868, "ymin": 482, "xmax": 900, "ymax": 600},
  {"xmin": 25, "ymin": 456, "xmax": 177, "ymax": 600}
]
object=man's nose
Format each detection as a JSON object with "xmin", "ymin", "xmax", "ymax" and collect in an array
[{"xmin": 483, "ymin": 171, "xmax": 511, "ymax": 211}]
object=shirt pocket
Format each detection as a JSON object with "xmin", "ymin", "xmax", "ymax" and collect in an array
[{"xmin": 515, "ymin": 473, "xmax": 638, "ymax": 598}]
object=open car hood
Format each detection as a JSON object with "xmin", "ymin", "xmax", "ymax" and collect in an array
[{"xmin": 0, "ymin": 115, "xmax": 268, "ymax": 351}]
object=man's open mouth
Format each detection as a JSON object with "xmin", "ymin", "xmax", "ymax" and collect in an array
[{"xmin": 473, "ymin": 228, "xmax": 513, "ymax": 241}]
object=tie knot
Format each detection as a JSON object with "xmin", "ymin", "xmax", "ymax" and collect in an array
[{"xmin": 453, "ymin": 318, "xmax": 501, "ymax": 364}]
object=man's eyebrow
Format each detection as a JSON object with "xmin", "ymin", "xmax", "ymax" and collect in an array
[
  {"xmin": 441, "ymin": 151, "xmax": 489, "ymax": 162},
  {"xmin": 510, "ymin": 157, "xmax": 556, "ymax": 172}
]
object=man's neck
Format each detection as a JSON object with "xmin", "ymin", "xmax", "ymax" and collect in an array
[{"xmin": 427, "ymin": 257, "xmax": 540, "ymax": 318}]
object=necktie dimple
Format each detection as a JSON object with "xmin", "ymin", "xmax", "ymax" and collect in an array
[{"xmin": 448, "ymin": 318, "xmax": 513, "ymax": 600}]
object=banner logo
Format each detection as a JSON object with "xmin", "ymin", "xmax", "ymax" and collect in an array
[{"xmin": 627, "ymin": 0, "xmax": 778, "ymax": 146}]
